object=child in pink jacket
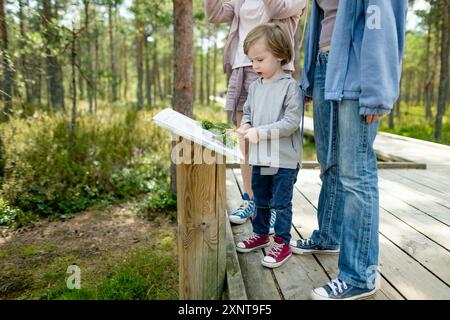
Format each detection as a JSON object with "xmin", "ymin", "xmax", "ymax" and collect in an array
[{"xmin": 205, "ymin": 0, "xmax": 306, "ymax": 229}]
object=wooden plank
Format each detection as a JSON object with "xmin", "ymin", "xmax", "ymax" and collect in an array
[
  {"xmin": 405, "ymin": 169, "xmax": 450, "ymax": 189},
  {"xmin": 374, "ymin": 132, "xmax": 450, "ymax": 166},
  {"xmin": 303, "ymin": 115, "xmax": 450, "ymax": 166},
  {"xmin": 379, "ymin": 207, "xmax": 450, "ymax": 286},
  {"xmin": 224, "ymin": 216, "xmax": 248, "ymax": 300},
  {"xmin": 177, "ymin": 142, "xmax": 222, "ymax": 299},
  {"xmin": 279, "ymin": 226, "xmax": 332, "ymax": 300},
  {"xmin": 298, "ymin": 170, "xmax": 450, "ymax": 299},
  {"xmin": 226, "ymin": 169, "xmax": 281, "ymax": 300},
  {"xmin": 226, "ymin": 161, "xmax": 426, "ymax": 170},
  {"xmin": 377, "ymin": 174, "xmax": 450, "ymax": 226},
  {"xmin": 234, "ymin": 170, "xmax": 331, "ymax": 300},
  {"xmin": 380, "ymin": 170, "xmax": 450, "ymax": 209},
  {"xmin": 292, "ymin": 172, "xmax": 402, "ymax": 300},
  {"xmin": 377, "ymin": 162, "xmax": 427, "ymax": 170},
  {"xmin": 379, "ymin": 192, "xmax": 450, "ymax": 250},
  {"xmin": 216, "ymin": 157, "xmax": 227, "ymax": 299},
  {"xmin": 388, "ymin": 170, "xmax": 450, "ymax": 196},
  {"xmin": 378, "ymin": 236, "xmax": 450, "ymax": 300},
  {"xmin": 227, "ymin": 161, "xmax": 321, "ymax": 170}
]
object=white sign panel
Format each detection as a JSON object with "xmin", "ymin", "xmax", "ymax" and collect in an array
[{"xmin": 152, "ymin": 108, "xmax": 244, "ymax": 160}]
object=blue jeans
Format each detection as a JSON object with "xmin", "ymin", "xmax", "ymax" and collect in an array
[
  {"xmin": 311, "ymin": 51, "xmax": 380, "ymax": 289},
  {"xmin": 252, "ymin": 166, "xmax": 299, "ymax": 244}
]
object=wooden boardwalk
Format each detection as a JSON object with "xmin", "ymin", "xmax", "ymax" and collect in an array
[{"xmin": 225, "ymin": 127, "xmax": 450, "ymax": 300}]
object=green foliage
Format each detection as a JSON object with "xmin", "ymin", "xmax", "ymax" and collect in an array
[
  {"xmin": 381, "ymin": 121, "xmax": 450, "ymax": 146},
  {"xmin": 380, "ymin": 105, "xmax": 450, "ymax": 145},
  {"xmin": 138, "ymin": 187, "xmax": 177, "ymax": 223},
  {"xmin": 201, "ymin": 120, "xmax": 229, "ymax": 132},
  {"xmin": 0, "ymin": 106, "xmax": 172, "ymax": 224},
  {"xmin": 200, "ymin": 119, "xmax": 238, "ymax": 147},
  {"xmin": 0, "ymin": 197, "xmax": 26, "ymax": 226},
  {"xmin": 302, "ymin": 136, "xmax": 317, "ymax": 161}
]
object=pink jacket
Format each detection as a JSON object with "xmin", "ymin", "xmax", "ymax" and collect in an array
[{"xmin": 205, "ymin": 0, "xmax": 307, "ymax": 75}]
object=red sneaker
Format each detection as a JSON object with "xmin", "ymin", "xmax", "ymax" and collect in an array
[
  {"xmin": 236, "ymin": 234, "xmax": 270, "ymax": 253},
  {"xmin": 261, "ymin": 236, "xmax": 292, "ymax": 268}
]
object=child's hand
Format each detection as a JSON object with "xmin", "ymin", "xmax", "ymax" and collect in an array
[
  {"xmin": 237, "ymin": 123, "xmax": 252, "ymax": 137},
  {"xmin": 244, "ymin": 128, "xmax": 259, "ymax": 144}
]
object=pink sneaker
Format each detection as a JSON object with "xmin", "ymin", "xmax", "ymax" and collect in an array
[
  {"xmin": 236, "ymin": 234, "xmax": 270, "ymax": 253},
  {"xmin": 261, "ymin": 236, "xmax": 292, "ymax": 268}
]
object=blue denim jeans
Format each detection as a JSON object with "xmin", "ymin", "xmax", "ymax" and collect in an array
[
  {"xmin": 252, "ymin": 166, "xmax": 299, "ymax": 244},
  {"xmin": 311, "ymin": 51, "xmax": 380, "ymax": 289}
]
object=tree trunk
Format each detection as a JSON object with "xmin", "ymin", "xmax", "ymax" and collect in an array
[
  {"xmin": 43, "ymin": 0, "xmax": 65, "ymax": 111},
  {"xmin": 396, "ymin": 76, "xmax": 403, "ymax": 119},
  {"xmin": 404, "ymin": 71, "xmax": 413, "ymax": 110},
  {"xmin": 77, "ymin": 38, "xmax": 84, "ymax": 101},
  {"xmin": 424, "ymin": 16, "xmax": 433, "ymax": 120},
  {"xmin": 168, "ymin": 53, "xmax": 173, "ymax": 98},
  {"xmin": 83, "ymin": 0, "xmax": 94, "ymax": 113},
  {"xmin": 193, "ymin": 46, "xmax": 196, "ymax": 102},
  {"xmin": 94, "ymin": 22, "xmax": 99, "ymax": 113},
  {"xmin": 199, "ymin": 27, "xmax": 205, "ymax": 105},
  {"xmin": 213, "ymin": 27, "xmax": 217, "ymax": 98},
  {"xmin": 172, "ymin": 0, "xmax": 194, "ymax": 195},
  {"xmin": 388, "ymin": 106, "xmax": 395, "ymax": 129},
  {"xmin": 415, "ymin": 76, "xmax": 422, "ymax": 106},
  {"xmin": 0, "ymin": 0, "xmax": 13, "ymax": 116},
  {"xmin": 157, "ymin": 42, "xmax": 163, "ymax": 101},
  {"xmin": 70, "ymin": 25, "xmax": 77, "ymax": 137},
  {"xmin": 123, "ymin": 36, "xmax": 128, "ymax": 100},
  {"xmin": 35, "ymin": 62, "xmax": 42, "ymax": 106},
  {"xmin": 434, "ymin": 0, "xmax": 449, "ymax": 140},
  {"xmin": 206, "ymin": 24, "xmax": 211, "ymax": 106},
  {"xmin": 432, "ymin": 23, "xmax": 441, "ymax": 107},
  {"xmin": 152, "ymin": 39, "xmax": 161, "ymax": 102},
  {"xmin": 145, "ymin": 37, "xmax": 152, "ymax": 108},
  {"xmin": 135, "ymin": 0, "xmax": 144, "ymax": 110},
  {"xmin": 109, "ymin": 1, "xmax": 118, "ymax": 102},
  {"xmin": 19, "ymin": 0, "xmax": 33, "ymax": 104},
  {"xmin": 162, "ymin": 56, "xmax": 168, "ymax": 99}
]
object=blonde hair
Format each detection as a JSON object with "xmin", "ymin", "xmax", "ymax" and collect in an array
[{"xmin": 243, "ymin": 23, "xmax": 292, "ymax": 65}]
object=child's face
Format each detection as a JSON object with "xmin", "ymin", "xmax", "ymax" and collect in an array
[{"xmin": 248, "ymin": 38, "xmax": 283, "ymax": 81}]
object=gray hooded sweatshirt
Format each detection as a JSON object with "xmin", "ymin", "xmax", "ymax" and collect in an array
[{"xmin": 241, "ymin": 74, "xmax": 303, "ymax": 169}]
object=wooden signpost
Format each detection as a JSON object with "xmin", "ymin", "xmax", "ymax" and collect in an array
[{"xmin": 153, "ymin": 108, "xmax": 243, "ymax": 299}]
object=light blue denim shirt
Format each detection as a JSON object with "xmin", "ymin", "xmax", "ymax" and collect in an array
[{"xmin": 300, "ymin": 0, "xmax": 408, "ymax": 115}]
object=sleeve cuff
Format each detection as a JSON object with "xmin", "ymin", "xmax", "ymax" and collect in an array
[
  {"xmin": 359, "ymin": 105, "xmax": 392, "ymax": 116},
  {"xmin": 240, "ymin": 120, "xmax": 252, "ymax": 127}
]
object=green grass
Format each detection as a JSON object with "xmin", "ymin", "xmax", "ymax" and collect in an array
[
  {"xmin": 42, "ymin": 243, "xmax": 57, "ymax": 252},
  {"xmin": 308, "ymin": 103, "xmax": 450, "ymax": 146},
  {"xmin": 14, "ymin": 229, "xmax": 178, "ymax": 300},
  {"xmin": 22, "ymin": 246, "xmax": 38, "ymax": 257}
]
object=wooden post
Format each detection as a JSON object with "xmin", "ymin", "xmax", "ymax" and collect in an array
[{"xmin": 177, "ymin": 137, "xmax": 226, "ymax": 299}]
